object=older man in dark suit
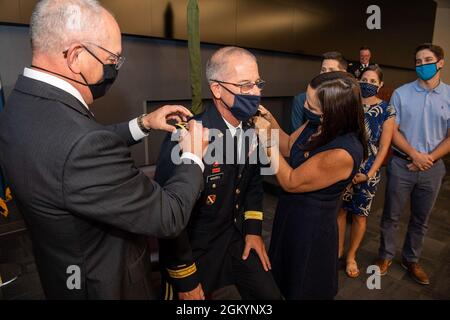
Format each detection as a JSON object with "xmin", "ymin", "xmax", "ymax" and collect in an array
[{"xmin": 0, "ymin": 0, "xmax": 208, "ymax": 299}]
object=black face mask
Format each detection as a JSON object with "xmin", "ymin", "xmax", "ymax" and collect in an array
[{"xmin": 31, "ymin": 48, "xmax": 118, "ymax": 100}]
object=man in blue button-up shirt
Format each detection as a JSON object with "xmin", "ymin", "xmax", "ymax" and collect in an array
[
  {"xmin": 375, "ymin": 44, "xmax": 450, "ymax": 285},
  {"xmin": 290, "ymin": 51, "xmax": 347, "ymax": 132}
]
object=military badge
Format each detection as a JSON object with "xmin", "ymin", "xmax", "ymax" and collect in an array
[{"xmin": 206, "ymin": 194, "xmax": 216, "ymax": 205}]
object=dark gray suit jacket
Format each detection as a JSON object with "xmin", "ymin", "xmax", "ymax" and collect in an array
[{"xmin": 0, "ymin": 75, "xmax": 203, "ymax": 299}]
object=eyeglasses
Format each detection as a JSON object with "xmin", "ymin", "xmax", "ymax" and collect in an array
[
  {"xmin": 63, "ymin": 42, "xmax": 126, "ymax": 70},
  {"xmin": 210, "ymin": 79, "xmax": 266, "ymax": 94}
]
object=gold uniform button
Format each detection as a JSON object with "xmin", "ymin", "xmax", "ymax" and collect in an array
[
  {"xmin": 235, "ymin": 204, "xmax": 239, "ymax": 210},
  {"xmin": 238, "ymin": 174, "xmax": 242, "ymax": 179},
  {"xmin": 236, "ymin": 189, "xmax": 240, "ymax": 194},
  {"xmin": 212, "ymin": 184, "xmax": 216, "ymax": 189}
]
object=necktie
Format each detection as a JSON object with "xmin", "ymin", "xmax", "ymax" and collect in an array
[{"xmin": 234, "ymin": 128, "xmax": 242, "ymax": 165}]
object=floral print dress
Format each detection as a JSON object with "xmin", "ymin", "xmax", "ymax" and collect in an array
[{"xmin": 342, "ymin": 100, "xmax": 396, "ymax": 217}]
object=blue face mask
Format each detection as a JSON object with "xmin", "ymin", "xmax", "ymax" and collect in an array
[
  {"xmin": 218, "ymin": 84, "xmax": 261, "ymax": 122},
  {"xmin": 416, "ymin": 62, "xmax": 440, "ymax": 81},
  {"xmin": 304, "ymin": 107, "xmax": 322, "ymax": 126},
  {"xmin": 359, "ymin": 82, "xmax": 379, "ymax": 98}
]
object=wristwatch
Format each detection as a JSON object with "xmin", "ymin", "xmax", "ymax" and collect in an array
[{"xmin": 137, "ymin": 113, "xmax": 151, "ymax": 134}]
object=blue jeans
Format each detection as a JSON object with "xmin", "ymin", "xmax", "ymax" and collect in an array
[{"xmin": 379, "ymin": 156, "xmax": 446, "ymax": 262}]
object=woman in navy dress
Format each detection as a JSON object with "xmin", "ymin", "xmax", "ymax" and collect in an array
[
  {"xmin": 338, "ymin": 66, "xmax": 396, "ymax": 278},
  {"xmin": 254, "ymin": 71, "xmax": 367, "ymax": 299}
]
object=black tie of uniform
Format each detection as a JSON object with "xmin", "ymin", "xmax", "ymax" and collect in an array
[{"xmin": 234, "ymin": 128, "xmax": 242, "ymax": 165}]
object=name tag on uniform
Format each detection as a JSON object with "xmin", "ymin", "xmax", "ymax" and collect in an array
[{"xmin": 207, "ymin": 172, "xmax": 223, "ymax": 183}]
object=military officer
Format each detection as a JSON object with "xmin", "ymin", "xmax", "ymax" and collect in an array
[
  {"xmin": 154, "ymin": 46, "xmax": 282, "ymax": 300},
  {"xmin": 348, "ymin": 46, "xmax": 376, "ymax": 79}
]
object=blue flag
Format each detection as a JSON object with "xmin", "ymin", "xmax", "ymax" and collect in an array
[{"xmin": 0, "ymin": 74, "xmax": 12, "ymax": 217}]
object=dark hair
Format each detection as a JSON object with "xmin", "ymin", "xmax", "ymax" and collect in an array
[
  {"xmin": 305, "ymin": 71, "xmax": 368, "ymax": 160},
  {"xmin": 361, "ymin": 64, "xmax": 384, "ymax": 82},
  {"xmin": 360, "ymin": 46, "xmax": 371, "ymax": 52},
  {"xmin": 414, "ymin": 43, "xmax": 444, "ymax": 61},
  {"xmin": 322, "ymin": 51, "xmax": 348, "ymax": 71}
]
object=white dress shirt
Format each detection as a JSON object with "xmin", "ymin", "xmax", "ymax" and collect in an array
[
  {"xmin": 222, "ymin": 116, "xmax": 243, "ymax": 161},
  {"xmin": 23, "ymin": 67, "xmax": 204, "ymax": 172}
]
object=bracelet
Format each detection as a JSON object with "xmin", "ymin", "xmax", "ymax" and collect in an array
[{"xmin": 137, "ymin": 113, "xmax": 151, "ymax": 134}]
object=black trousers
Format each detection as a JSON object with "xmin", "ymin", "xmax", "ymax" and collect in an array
[{"xmin": 161, "ymin": 229, "xmax": 283, "ymax": 300}]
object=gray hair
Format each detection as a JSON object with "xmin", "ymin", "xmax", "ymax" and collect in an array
[
  {"xmin": 30, "ymin": 0, "xmax": 107, "ymax": 54},
  {"xmin": 206, "ymin": 46, "xmax": 257, "ymax": 84}
]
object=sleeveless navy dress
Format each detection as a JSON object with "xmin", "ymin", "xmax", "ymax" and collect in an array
[{"xmin": 269, "ymin": 123, "xmax": 363, "ymax": 299}]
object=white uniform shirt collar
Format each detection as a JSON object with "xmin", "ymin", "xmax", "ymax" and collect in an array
[
  {"xmin": 222, "ymin": 116, "xmax": 242, "ymax": 137},
  {"xmin": 23, "ymin": 67, "xmax": 89, "ymax": 110}
]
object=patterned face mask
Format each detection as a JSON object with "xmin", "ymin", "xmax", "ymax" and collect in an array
[{"xmin": 359, "ymin": 82, "xmax": 379, "ymax": 98}]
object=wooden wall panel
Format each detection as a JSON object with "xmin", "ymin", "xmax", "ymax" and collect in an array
[
  {"xmin": 236, "ymin": 0, "xmax": 295, "ymax": 52},
  {"xmin": 18, "ymin": 0, "xmax": 37, "ymax": 24},
  {"xmin": 198, "ymin": 0, "xmax": 236, "ymax": 45},
  {"xmin": 101, "ymin": 0, "xmax": 152, "ymax": 35},
  {"xmin": 0, "ymin": 0, "xmax": 20, "ymax": 23},
  {"xmin": 0, "ymin": 0, "xmax": 438, "ymax": 69},
  {"xmin": 151, "ymin": 0, "xmax": 188, "ymax": 40}
]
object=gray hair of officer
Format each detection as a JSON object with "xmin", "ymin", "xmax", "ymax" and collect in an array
[
  {"xmin": 30, "ymin": 0, "xmax": 108, "ymax": 54},
  {"xmin": 206, "ymin": 46, "xmax": 257, "ymax": 84}
]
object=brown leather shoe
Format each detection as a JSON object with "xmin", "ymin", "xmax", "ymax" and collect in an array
[
  {"xmin": 401, "ymin": 259, "xmax": 430, "ymax": 285},
  {"xmin": 373, "ymin": 258, "xmax": 392, "ymax": 276}
]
